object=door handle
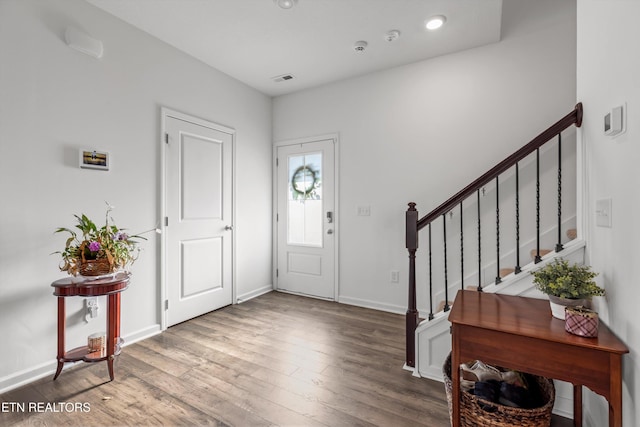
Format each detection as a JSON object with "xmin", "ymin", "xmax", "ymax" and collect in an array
[{"xmin": 224, "ymin": 225, "xmax": 233, "ymax": 231}]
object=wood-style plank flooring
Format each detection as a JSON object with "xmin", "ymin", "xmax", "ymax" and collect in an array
[{"xmin": 1, "ymin": 291, "xmax": 572, "ymax": 426}]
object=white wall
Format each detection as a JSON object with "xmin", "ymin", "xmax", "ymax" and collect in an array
[
  {"xmin": 273, "ymin": 0, "xmax": 577, "ymax": 312},
  {"xmin": 577, "ymin": 1, "xmax": 640, "ymax": 426},
  {"xmin": 0, "ymin": 0, "xmax": 272, "ymax": 390}
]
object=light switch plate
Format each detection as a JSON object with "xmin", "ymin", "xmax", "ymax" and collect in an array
[{"xmin": 596, "ymin": 198, "xmax": 612, "ymax": 228}]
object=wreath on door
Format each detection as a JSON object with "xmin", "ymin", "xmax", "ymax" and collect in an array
[{"xmin": 291, "ymin": 165, "xmax": 320, "ymax": 199}]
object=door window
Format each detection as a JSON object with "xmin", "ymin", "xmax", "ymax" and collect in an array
[{"xmin": 287, "ymin": 152, "xmax": 322, "ymax": 247}]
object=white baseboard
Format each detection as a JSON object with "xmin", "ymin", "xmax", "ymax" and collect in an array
[
  {"xmin": 236, "ymin": 285, "xmax": 273, "ymax": 304},
  {"xmin": 0, "ymin": 324, "xmax": 161, "ymax": 394},
  {"xmin": 0, "ymin": 360, "xmax": 58, "ymax": 394},
  {"xmin": 122, "ymin": 324, "xmax": 162, "ymax": 347},
  {"xmin": 552, "ymin": 380, "xmax": 574, "ymax": 419},
  {"xmin": 338, "ymin": 295, "xmax": 405, "ymax": 315}
]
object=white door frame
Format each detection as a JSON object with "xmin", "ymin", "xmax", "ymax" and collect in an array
[
  {"xmin": 272, "ymin": 133, "xmax": 340, "ymax": 300},
  {"xmin": 160, "ymin": 107, "xmax": 236, "ymax": 330}
]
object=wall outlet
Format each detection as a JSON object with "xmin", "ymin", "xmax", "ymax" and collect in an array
[
  {"xmin": 85, "ymin": 297, "xmax": 98, "ymax": 322},
  {"xmin": 390, "ymin": 270, "xmax": 400, "ymax": 283},
  {"xmin": 357, "ymin": 206, "xmax": 371, "ymax": 216}
]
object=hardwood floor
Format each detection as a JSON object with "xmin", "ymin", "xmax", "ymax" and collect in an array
[{"xmin": 1, "ymin": 291, "xmax": 572, "ymax": 426}]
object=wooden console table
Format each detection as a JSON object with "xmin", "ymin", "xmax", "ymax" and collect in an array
[
  {"xmin": 449, "ymin": 290, "xmax": 628, "ymax": 427},
  {"xmin": 51, "ymin": 272, "xmax": 130, "ymax": 381}
]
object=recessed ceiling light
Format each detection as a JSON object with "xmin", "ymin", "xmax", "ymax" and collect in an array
[
  {"xmin": 274, "ymin": 0, "xmax": 297, "ymax": 9},
  {"xmin": 425, "ymin": 15, "xmax": 446, "ymax": 30}
]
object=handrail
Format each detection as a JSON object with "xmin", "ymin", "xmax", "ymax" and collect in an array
[{"xmin": 416, "ymin": 103, "xmax": 582, "ymax": 230}]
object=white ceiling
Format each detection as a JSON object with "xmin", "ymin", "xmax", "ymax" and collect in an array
[{"xmin": 86, "ymin": 0, "xmax": 503, "ymax": 97}]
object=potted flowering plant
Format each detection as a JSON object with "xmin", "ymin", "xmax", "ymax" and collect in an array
[
  {"xmin": 532, "ymin": 258, "xmax": 604, "ymax": 319},
  {"xmin": 55, "ymin": 203, "xmax": 147, "ymax": 276}
]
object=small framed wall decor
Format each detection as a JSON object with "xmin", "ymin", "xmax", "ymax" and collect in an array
[{"xmin": 79, "ymin": 149, "xmax": 109, "ymax": 171}]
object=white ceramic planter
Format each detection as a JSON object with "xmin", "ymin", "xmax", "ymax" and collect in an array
[{"xmin": 547, "ymin": 295, "xmax": 590, "ymax": 320}]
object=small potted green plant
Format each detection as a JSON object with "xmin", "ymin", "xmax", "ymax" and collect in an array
[{"xmin": 532, "ymin": 258, "xmax": 604, "ymax": 319}]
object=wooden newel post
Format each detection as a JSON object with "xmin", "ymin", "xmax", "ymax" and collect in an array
[{"xmin": 406, "ymin": 202, "xmax": 419, "ymax": 368}]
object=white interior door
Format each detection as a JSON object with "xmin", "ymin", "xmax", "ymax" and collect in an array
[
  {"xmin": 164, "ymin": 113, "xmax": 233, "ymax": 327},
  {"xmin": 276, "ymin": 138, "xmax": 336, "ymax": 299}
]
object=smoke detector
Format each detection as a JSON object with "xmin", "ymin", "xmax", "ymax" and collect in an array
[
  {"xmin": 385, "ymin": 30, "xmax": 401, "ymax": 42},
  {"xmin": 353, "ymin": 40, "xmax": 368, "ymax": 53}
]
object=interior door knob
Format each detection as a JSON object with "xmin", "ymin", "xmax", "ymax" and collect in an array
[{"xmin": 224, "ymin": 225, "xmax": 233, "ymax": 231}]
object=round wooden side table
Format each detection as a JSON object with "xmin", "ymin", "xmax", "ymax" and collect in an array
[{"xmin": 51, "ymin": 272, "xmax": 130, "ymax": 381}]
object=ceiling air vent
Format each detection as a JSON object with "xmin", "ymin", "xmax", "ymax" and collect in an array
[{"xmin": 272, "ymin": 74, "xmax": 295, "ymax": 83}]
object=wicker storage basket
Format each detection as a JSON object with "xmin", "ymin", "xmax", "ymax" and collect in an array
[
  {"xmin": 443, "ymin": 353, "xmax": 555, "ymax": 427},
  {"xmin": 79, "ymin": 258, "xmax": 113, "ymax": 276}
]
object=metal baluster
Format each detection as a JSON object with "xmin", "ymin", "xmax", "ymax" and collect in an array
[
  {"xmin": 556, "ymin": 133, "xmax": 564, "ymax": 253},
  {"xmin": 495, "ymin": 176, "xmax": 501, "ymax": 284},
  {"xmin": 477, "ymin": 190, "xmax": 482, "ymax": 291},
  {"xmin": 460, "ymin": 203, "xmax": 464, "ymax": 289},
  {"xmin": 443, "ymin": 215, "xmax": 450, "ymax": 312},
  {"xmin": 428, "ymin": 223, "xmax": 434, "ymax": 320},
  {"xmin": 515, "ymin": 162, "xmax": 521, "ymax": 274},
  {"xmin": 535, "ymin": 148, "xmax": 542, "ymax": 263}
]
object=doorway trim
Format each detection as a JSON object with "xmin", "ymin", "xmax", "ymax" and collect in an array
[
  {"xmin": 272, "ymin": 133, "xmax": 340, "ymax": 300},
  {"xmin": 160, "ymin": 107, "xmax": 236, "ymax": 330}
]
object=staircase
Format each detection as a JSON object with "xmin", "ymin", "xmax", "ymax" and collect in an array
[{"xmin": 404, "ymin": 104, "xmax": 584, "ymax": 384}]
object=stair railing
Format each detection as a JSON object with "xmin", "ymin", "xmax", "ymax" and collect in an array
[{"xmin": 404, "ymin": 103, "xmax": 583, "ymax": 368}]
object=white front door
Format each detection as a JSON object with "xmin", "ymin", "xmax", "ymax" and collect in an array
[
  {"xmin": 163, "ymin": 111, "xmax": 234, "ymax": 327},
  {"xmin": 276, "ymin": 138, "xmax": 336, "ymax": 299}
]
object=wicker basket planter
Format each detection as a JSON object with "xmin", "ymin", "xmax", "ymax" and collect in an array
[
  {"xmin": 79, "ymin": 258, "xmax": 113, "ymax": 276},
  {"xmin": 443, "ymin": 353, "xmax": 555, "ymax": 427}
]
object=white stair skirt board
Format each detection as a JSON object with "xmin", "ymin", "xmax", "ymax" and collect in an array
[{"xmin": 413, "ymin": 240, "xmax": 585, "ymax": 419}]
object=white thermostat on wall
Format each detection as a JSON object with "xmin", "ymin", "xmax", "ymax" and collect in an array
[{"xmin": 604, "ymin": 105, "xmax": 623, "ymax": 136}]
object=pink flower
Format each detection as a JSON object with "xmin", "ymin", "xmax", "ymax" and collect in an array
[{"xmin": 88, "ymin": 241, "xmax": 101, "ymax": 252}]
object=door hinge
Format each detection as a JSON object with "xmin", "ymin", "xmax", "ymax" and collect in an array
[
  {"xmin": 165, "ymin": 217, "xmax": 168, "ymax": 226},
  {"xmin": 165, "ymin": 300, "xmax": 169, "ymax": 310},
  {"xmin": 276, "ymin": 213, "xmax": 279, "ymax": 222},
  {"xmin": 276, "ymin": 269, "xmax": 279, "ymax": 278},
  {"xmin": 276, "ymin": 158, "xmax": 279, "ymax": 167},
  {"xmin": 165, "ymin": 133, "xmax": 169, "ymax": 144}
]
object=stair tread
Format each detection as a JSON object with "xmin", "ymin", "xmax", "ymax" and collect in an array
[
  {"xmin": 436, "ymin": 300, "xmax": 453, "ymax": 313},
  {"xmin": 530, "ymin": 249, "xmax": 552, "ymax": 259},
  {"xmin": 499, "ymin": 268, "xmax": 515, "ymax": 277}
]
